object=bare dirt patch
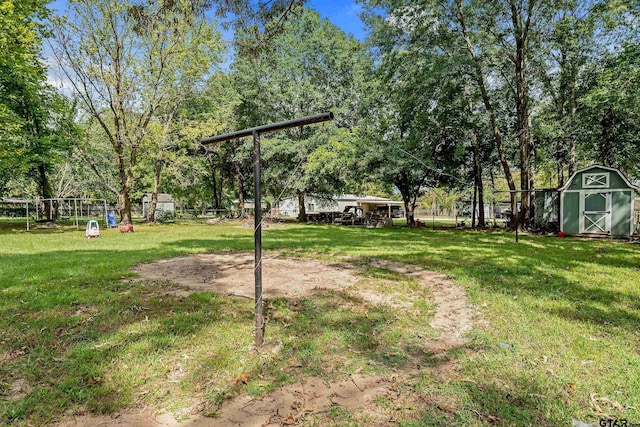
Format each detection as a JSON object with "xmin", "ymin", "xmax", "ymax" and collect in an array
[
  {"xmin": 6, "ymin": 378, "xmax": 33, "ymax": 402},
  {"xmin": 368, "ymin": 259, "xmax": 473, "ymax": 352},
  {"xmin": 210, "ymin": 374, "xmax": 404, "ymax": 427},
  {"xmin": 131, "ymin": 252, "xmax": 359, "ymax": 299},
  {"xmin": 53, "ymin": 253, "xmax": 474, "ymax": 426}
]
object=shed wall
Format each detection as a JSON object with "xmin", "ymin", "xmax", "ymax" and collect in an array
[
  {"xmin": 612, "ymin": 191, "xmax": 632, "ymax": 236},
  {"xmin": 562, "ymin": 192, "xmax": 580, "ymax": 234}
]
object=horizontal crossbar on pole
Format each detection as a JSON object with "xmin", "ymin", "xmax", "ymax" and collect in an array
[{"xmin": 201, "ymin": 112, "xmax": 334, "ymax": 145}]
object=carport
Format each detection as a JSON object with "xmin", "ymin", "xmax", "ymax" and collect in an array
[{"xmin": 355, "ymin": 197, "xmax": 403, "ymax": 225}]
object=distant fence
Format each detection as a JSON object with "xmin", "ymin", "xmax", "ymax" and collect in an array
[{"xmin": 174, "ymin": 208, "xmax": 233, "ymax": 219}]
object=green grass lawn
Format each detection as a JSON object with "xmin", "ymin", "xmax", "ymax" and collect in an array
[{"xmin": 0, "ymin": 222, "xmax": 639, "ymax": 426}]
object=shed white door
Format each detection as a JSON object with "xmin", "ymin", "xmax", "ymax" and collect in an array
[{"xmin": 580, "ymin": 191, "xmax": 611, "ymax": 234}]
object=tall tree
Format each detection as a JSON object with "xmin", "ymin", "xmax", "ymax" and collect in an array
[
  {"xmin": 24, "ymin": 90, "xmax": 78, "ymax": 219},
  {"xmin": 174, "ymin": 72, "xmax": 242, "ymax": 215},
  {"xmin": 362, "ymin": 0, "xmax": 586, "ymax": 228},
  {"xmin": 0, "ymin": 0, "xmax": 47, "ymax": 133},
  {"xmin": 52, "ymin": 0, "xmax": 220, "ymax": 224},
  {"xmin": 361, "ymin": 1, "xmax": 491, "ymax": 226},
  {"xmin": 232, "ymin": 7, "xmax": 370, "ymax": 221},
  {"xmin": 360, "ymin": 0, "xmax": 516, "ymax": 226},
  {"xmin": 533, "ymin": 1, "xmax": 599, "ymax": 186},
  {"xmin": 139, "ymin": 11, "xmax": 223, "ymax": 222},
  {"xmin": 456, "ymin": 0, "xmax": 556, "ymax": 227},
  {"xmin": 0, "ymin": 0, "xmax": 80, "ymax": 219},
  {"xmin": 579, "ymin": 42, "xmax": 640, "ymax": 178},
  {"xmin": 0, "ymin": 0, "xmax": 44, "ymax": 194}
]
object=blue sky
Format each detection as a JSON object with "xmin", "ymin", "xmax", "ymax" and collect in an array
[{"xmin": 308, "ymin": 0, "xmax": 367, "ymax": 41}]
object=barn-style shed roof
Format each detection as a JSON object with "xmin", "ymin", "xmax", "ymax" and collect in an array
[{"xmin": 558, "ymin": 165, "xmax": 638, "ymax": 192}]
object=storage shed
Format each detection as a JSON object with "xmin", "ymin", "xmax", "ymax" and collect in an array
[
  {"xmin": 142, "ymin": 193, "xmax": 175, "ymax": 218},
  {"xmin": 560, "ymin": 165, "xmax": 638, "ymax": 237}
]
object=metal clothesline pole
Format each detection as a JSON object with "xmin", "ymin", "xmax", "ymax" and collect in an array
[
  {"xmin": 494, "ymin": 189, "xmax": 551, "ymax": 243},
  {"xmin": 252, "ymin": 130, "xmax": 264, "ymax": 345},
  {"xmin": 201, "ymin": 112, "xmax": 334, "ymax": 145},
  {"xmin": 201, "ymin": 112, "xmax": 334, "ymax": 347}
]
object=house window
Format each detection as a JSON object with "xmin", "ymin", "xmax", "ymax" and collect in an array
[
  {"xmin": 582, "ymin": 173, "xmax": 609, "ymax": 189},
  {"xmin": 308, "ymin": 203, "xmax": 315, "ymax": 212}
]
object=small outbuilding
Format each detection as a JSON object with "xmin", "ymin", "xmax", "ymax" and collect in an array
[
  {"xmin": 142, "ymin": 193, "xmax": 175, "ymax": 219},
  {"xmin": 560, "ymin": 165, "xmax": 638, "ymax": 237}
]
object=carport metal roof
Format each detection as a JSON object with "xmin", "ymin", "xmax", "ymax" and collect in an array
[{"xmin": 355, "ymin": 197, "xmax": 403, "ymax": 205}]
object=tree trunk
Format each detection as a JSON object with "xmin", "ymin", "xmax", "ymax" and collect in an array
[
  {"xmin": 469, "ymin": 129, "xmax": 485, "ymax": 227},
  {"xmin": 401, "ymin": 184, "xmax": 415, "ymax": 226},
  {"xmin": 472, "ymin": 162, "xmax": 477, "ymax": 228},
  {"xmin": 515, "ymin": 37, "xmax": 531, "ymax": 229},
  {"xmin": 477, "ymin": 171, "xmax": 485, "ymax": 227},
  {"xmin": 569, "ymin": 79, "xmax": 578, "ymax": 176},
  {"xmin": 599, "ymin": 106, "xmax": 617, "ymax": 167},
  {"xmin": 394, "ymin": 171, "xmax": 417, "ymax": 227},
  {"xmin": 457, "ymin": 0, "xmax": 517, "ymax": 229},
  {"xmin": 38, "ymin": 164, "xmax": 58, "ymax": 221},
  {"xmin": 403, "ymin": 198, "xmax": 415, "ymax": 227},
  {"xmin": 297, "ymin": 190, "xmax": 307, "ymax": 222},
  {"xmin": 528, "ymin": 126, "xmax": 536, "ymax": 227},
  {"xmin": 115, "ymin": 136, "xmax": 134, "ymax": 224},
  {"xmin": 557, "ymin": 138, "xmax": 565, "ymax": 187},
  {"xmin": 218, "ymin": 175, "xmax": 224, "ymax": 212},
  {"xmin": 207, "ymin": 151, "xmax": 221, "ymax": 210},
  {"xmin": 118, "ymin": 188, "xmax": 132, "ymax": 225},
  {"xmin": 212, "ymin": 169, "xmax": 220, "ymax": 210},
  {"xmin": 569, "ymin": 140, "xmax": 577, "ymax": 176},
  {"xmin": 235, "ymin": 163, "xmax": 246, "ymax": 218},
  {"xmin": 146, "ymin": 158, "xmax": 163, "ymax": 222},
  {"xmin": 490, "ymin": 168, "xmax": 497, "ymax": 227},
  {"xmin": 511, "ymin": 0, "xmax": 534, "ymax": 230}
]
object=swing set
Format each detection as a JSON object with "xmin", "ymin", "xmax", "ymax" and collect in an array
[{"xmin": 0, "ymin": 197, "xmax": 109, "ymax": 231}]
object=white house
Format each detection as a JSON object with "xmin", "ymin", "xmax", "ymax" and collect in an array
[{"xmin": 275, "ymin": 194, "xmax": 403, "ymax": 218}]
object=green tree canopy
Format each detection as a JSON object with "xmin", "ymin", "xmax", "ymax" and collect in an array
[
  {"xmin": 232, "ymin": 7, "xmax": 371, "ymax": 220},
  {"xmin": 0, "ymin": 0, "xmax": 49, "ymax": 194},
  {"xmin": 52, "ymin": 0, "xmax": 222, "ymax": 223}
]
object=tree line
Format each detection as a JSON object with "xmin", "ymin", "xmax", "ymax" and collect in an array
[{"xmin": 1, "ymin": 0, "xmax": 638, "ymax": 227}]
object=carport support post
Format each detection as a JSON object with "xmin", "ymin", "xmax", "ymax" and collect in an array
[{"xmin": 253, "ymin": 131, "xmax": 264, "ymax": 347}]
